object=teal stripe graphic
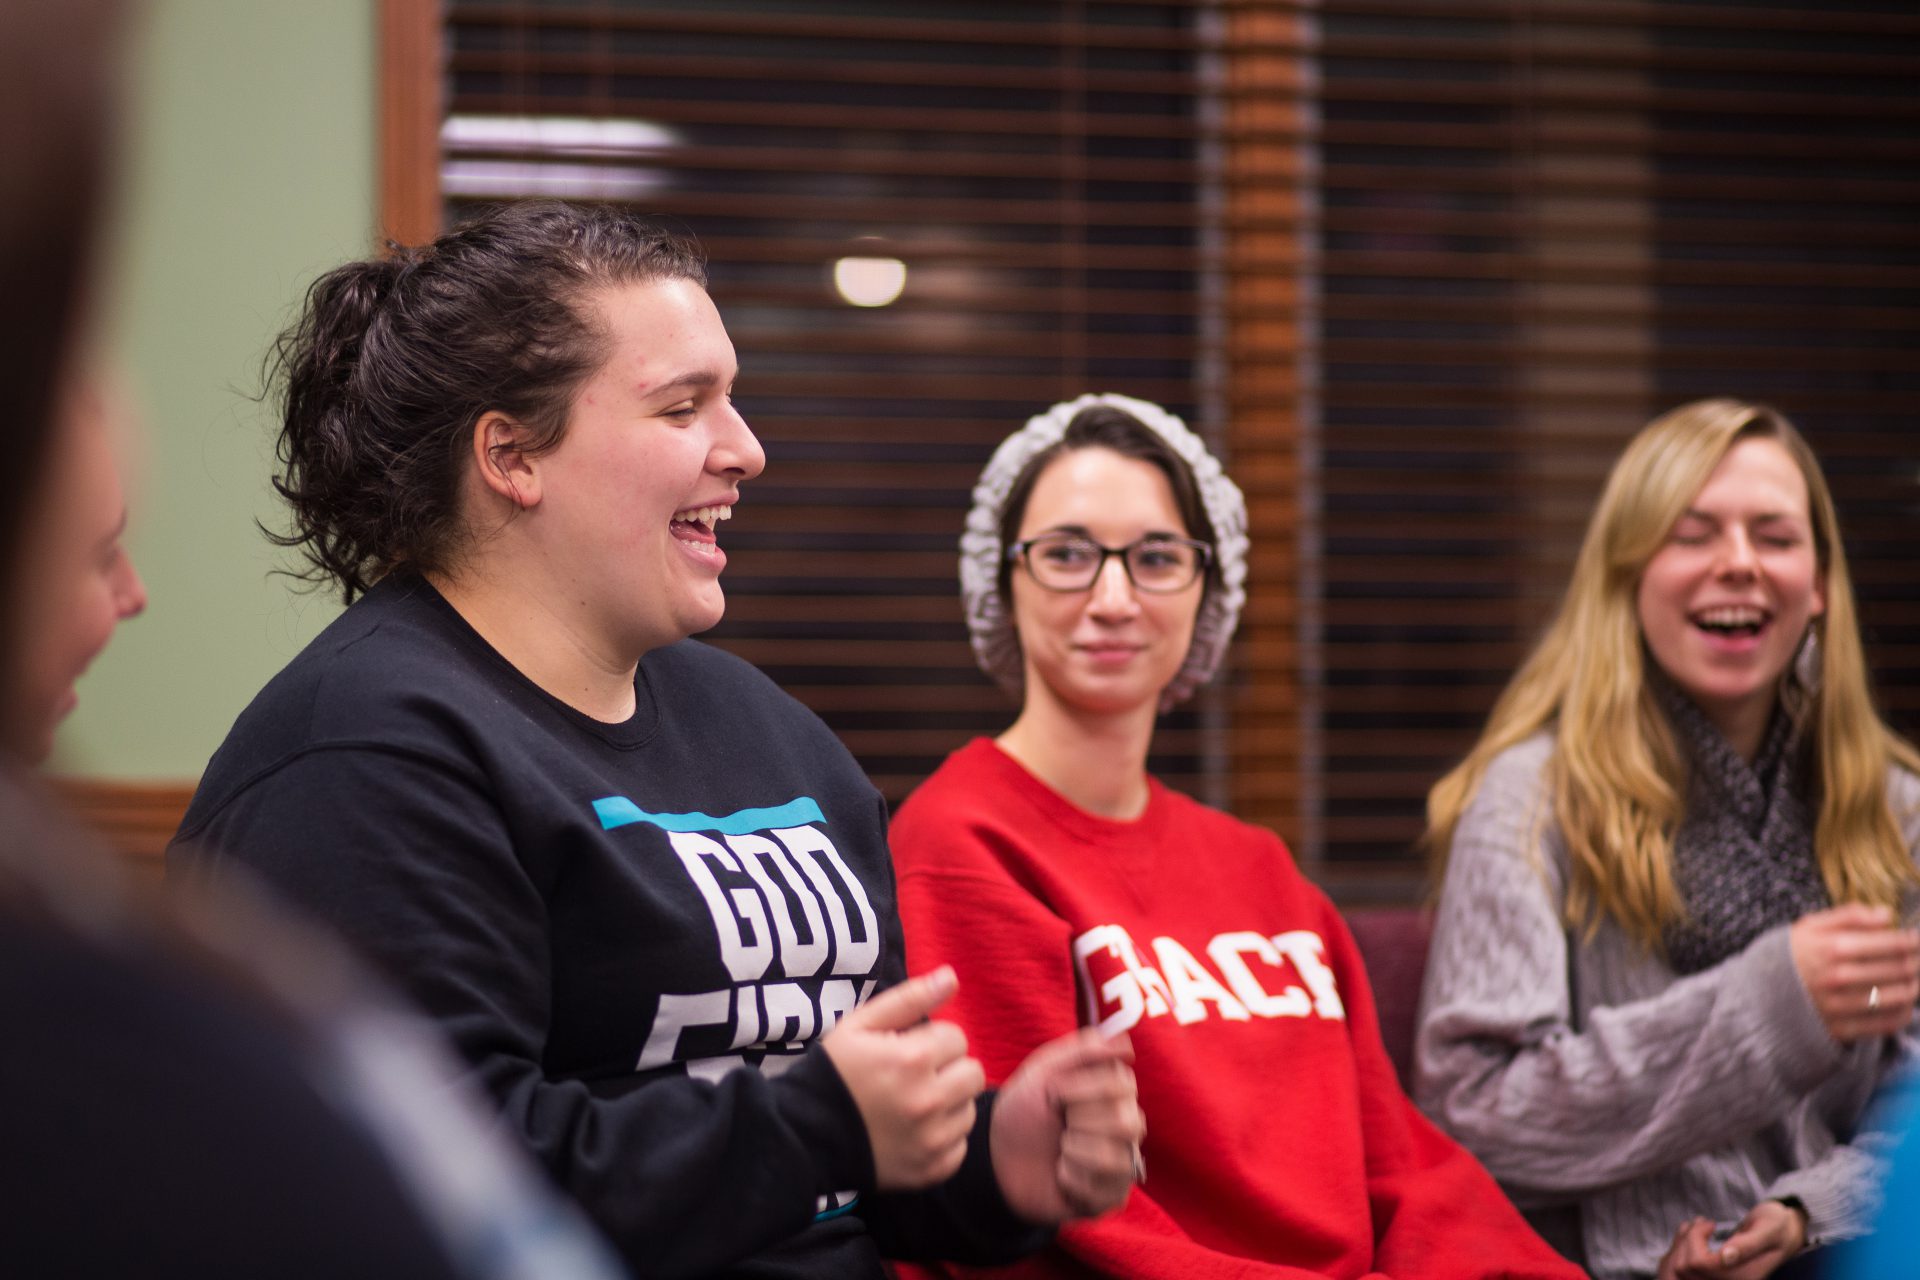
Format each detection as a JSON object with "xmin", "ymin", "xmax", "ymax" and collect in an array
[
  {"xmin": 592, "ymin": 795, "xmax": 825, "ymax": 834},
  {"xmin": 813, "ymin": 1194, "xmax": 860, "ymax": 1222}
]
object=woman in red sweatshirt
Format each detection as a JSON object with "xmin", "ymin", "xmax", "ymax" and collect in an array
[{"xmin": 890, "ymin": 393, "xmax": 1582, "ymax": 1280}]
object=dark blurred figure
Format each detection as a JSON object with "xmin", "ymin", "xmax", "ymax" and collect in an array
[{"xmin": 0, "ymin": 4, "xmax": 626, "ymax": 1275}]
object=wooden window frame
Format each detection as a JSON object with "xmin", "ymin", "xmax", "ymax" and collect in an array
[{"xmin": 379, "ymin": 0, "xmax": 444, "ymax": 246}]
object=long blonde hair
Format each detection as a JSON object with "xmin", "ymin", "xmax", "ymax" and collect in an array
[{"xmin": 1427, "ymin": 398, "xmax": 1920, "ymax": 951}]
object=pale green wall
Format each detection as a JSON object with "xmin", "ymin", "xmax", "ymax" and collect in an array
[{"xmin": 53, "ymin": 0, "xmax": 377, "ymax": 778}]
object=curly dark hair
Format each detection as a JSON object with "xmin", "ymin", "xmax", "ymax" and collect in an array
[{"xmin": 267, "ymin": 200, "xmax": 709, "ymax": 602}]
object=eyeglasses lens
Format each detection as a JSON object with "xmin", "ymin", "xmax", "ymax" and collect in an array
[{"xmin": 1026, "ymin": 536, "xmax": 1200, "ymax": 592}]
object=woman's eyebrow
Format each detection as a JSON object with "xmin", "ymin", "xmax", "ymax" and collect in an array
[
  {"xmin": 1676, "ymin": 507, "xmax": 1804, "ymax": 527},
  {"xmin": 1032, "ymin": 524, "xmax": 1188, "ymax": 541},
  {"xmin": 640, "ymin": 370, "xmax": 722, "ymax": 399}
]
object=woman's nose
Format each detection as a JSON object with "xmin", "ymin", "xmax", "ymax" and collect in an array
[
  {"xmin": 114, "ymin": 558, "xmax": 148, "ymax": 620},
  {"xmin": 713, "ymin": 402, "xmax": 766, "ymax": 480},
  {"xmin": 1717, "ymin": 528, "xmax": 1758, "ymax": 578},
  {"xmin": 1086, "ymin": 554, "xmax": 1139, "ymax": 617}
]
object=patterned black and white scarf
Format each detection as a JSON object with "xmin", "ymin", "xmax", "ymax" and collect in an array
[{"xmin": 1656, "ymin": 678, "xmax": 1828, "ymax": 975}]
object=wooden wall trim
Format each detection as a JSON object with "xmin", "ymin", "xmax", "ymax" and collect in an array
[
  {"xmin": 1224, "ymin": 6, "xmax": 1312, "ymax": 863},
  {"xmin": 47, "ymin": 777, "xmax": 196, "ymax": 884},
  {"xmin": 379, "ymin": 0, "xmax": 445, "ymax": 246}
]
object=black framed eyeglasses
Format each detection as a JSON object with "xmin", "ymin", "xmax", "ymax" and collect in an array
[{"xmin": 1007, "ymin": 533, "xmax": 1213, "ymax": 594}]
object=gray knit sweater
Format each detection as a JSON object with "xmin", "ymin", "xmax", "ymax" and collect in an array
[{"xmin": 1415, "ymin": 732, "xmax": 1919, "ymax": 1279}]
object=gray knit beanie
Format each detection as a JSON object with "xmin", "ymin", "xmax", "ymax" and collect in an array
[{"xmin": 959, "ymin": 392, "xmax": 1249, "ymax": 712}]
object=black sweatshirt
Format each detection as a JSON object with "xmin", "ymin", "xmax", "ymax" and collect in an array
[{"xmin": 169, "ymin": 573, "xmax": 1045, "ymax": 1279}]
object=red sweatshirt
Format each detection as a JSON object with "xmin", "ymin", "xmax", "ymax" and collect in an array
[{"xmin": 891, "ymin": 739, "xmax": 1581, "ymax": 1280}]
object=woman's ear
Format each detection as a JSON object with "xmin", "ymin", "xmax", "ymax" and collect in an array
[{"xmin": 471, "ymin": 411, "xmax": 541, "ymax": 510}]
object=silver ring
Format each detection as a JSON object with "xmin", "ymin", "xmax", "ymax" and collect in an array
[
  {"xmin": 1869, "ymin": 984, "xmax": 1881, "ymax": 1010},
  {"xmin": 1130, "ymin": 1147, "xmax": 1147, "ymax": 1185}
]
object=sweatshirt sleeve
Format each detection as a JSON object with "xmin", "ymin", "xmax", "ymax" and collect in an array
[
  {"xmin": 1414, "ymin": 742, "xmax": 1847, "ymax": 1204},
  {"xmin": 861, "ymin": 1091, "xmax": 1054, "ymax": 1264},
  {"xmin": 1763, "ymin": 1127, "xmax": 1899, "ymax": 1248},
  {"xmin": 170, "ymin": 746, "xmax": 869, "ymax": 1280},
  {"xmin": 1301, "ymin": 902, "xmax": 1581, "ymax": 1280}
]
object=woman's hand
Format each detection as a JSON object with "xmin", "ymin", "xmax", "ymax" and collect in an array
[
  {"xmin": 1656, "ymin": 1200, "xmax": 1807, "ymax": 1280},
  {"xmin": 1788, "ymin": 903, "xmax": 1920, "ymax": 1042},
  {"xmin": 989, "ymin": 1029, "xmax": 1145, "ymax": 1225},
  {"xmin": 821, "ymin": 967, "xmax": 986, "ymax": 1190}
]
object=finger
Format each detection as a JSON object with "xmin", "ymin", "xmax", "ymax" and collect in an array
[
  {"xmin": 1853, "ymin": 975, "xmax": 1919, "ymax": 1011},
  {"xmin": 1024, "ymin": 1027, "xmax": 1136, "ymax": 1074},
  {"xmin": 1674, "ymin": 1218, "xmax": 1718, "ymax": 1276},
  {"xmin": 1716, "ymin": 1208, "xmax": 1776, "ymax": 1265},
  {"xmin": 1050, "ymin": 1058, "xmax": 1140, "ymax": 1107},
  {"xmin": 951, "ymin": 1054, "xmax": 988, "ymax": 1100},
  {"xmin": 1056, "ymin": 1076, "xmax": 1142, "ymax": 1137},
  {"xmin": 1818, "ymin": 980, "xmax": 1916, "ymax": 1026},
  {"xmin": 1720, "ymin": 1237, "xmax": 1793, "ymax": 1278},
  {"xmin": 922, "ymin": 1097, "xmax": 979, "ymax": 1158},
  {"xmin": 1816, "ymin": 903, "xmax": 1896, "ymax": 931},
  {"xmin": 1656, "ymin": 1218, "xmax": 1701, "ymax": 1280},
  {"xmin": 1058, "ymin": 1162, "xmax": 1133, "ymax": 1218},
  {"xmin": 928, "ymin": 1053, "xmax": 987, "ymax": 1107},
  {"xmin": 1830, "ymin": 965, "xmax": 1920, "ymax": 1004},
  {"xmin": 1035, "ymin": 1033, "xmax": 1137, "ymax": 1089},
  {"xmin": 1833, "ymin": 930, "xmax": 1920, "ymax": 967},
  {"xmin": 1054, "ymin": 1141, "xmax": 1135, "ymax": 1217},
  {"xmin": 1831, "ymin": 930, "xmax": 1920, "ymax": 968},
  {"xmin": 1059, "ymin": 1125, "xmax": 1137, "ymax": 1171},
  {"xmin": 1809, "ymin": 971, "xmax": 1917, "ymax": 1022},
  {"xmin": 1062, "ymin": 1094, "xmax": 1147, "ymax": 1145},
  {"xmin": 1820, "ymin": 924, "xmax": 1912, "ymax": 967},
  {"xmin": 1723, "ymin": 1253, "xmax": 1791, "ymax": 1280},
  {"xmin": 1716, "ymin": 1221, "xmax": 1777, "ymax": 1270},
  {"xmin": 1058, "ymin": 1129, "xmax": 1143, "ymax": 1189},
  {"xmin": 915, "ymin": 1132, "xmax": 969, "ymax": 1187},
  {"xmin": 1061, "ymin": 1105, "xmax": 1146, "ymax": 1146},
  {"xmin": 898, "ymin": 1018, "xmax": 970, "ymax": 1070},
  {"xmin": 1827, "ymin": 1008, "xmax": 1917, "ymax": 1041},
  {"xmin": 1661, "ymin": 1220, "xmax": 1710, "ymax": 1280},
  {"xmin": 1063, "ymin": 1092, "xmax": 1146, "ymax": 1147},
  {"xmin": 848, "ymin": 967, "xmax": 958, "ymax": 1032}
]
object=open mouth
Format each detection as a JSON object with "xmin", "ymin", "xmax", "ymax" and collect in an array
[
  {"xmin": 1691, "ymin": 604, "xmax": 1769, "ymax": 640},
  {"xmin": 670, "ymin": 503, "xmax": 732, "ymax": 551}
]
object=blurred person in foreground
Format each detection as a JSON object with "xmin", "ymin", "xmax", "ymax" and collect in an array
[
  {"xmin": 1418, "ymin": 399, "xmax": 1920, "ymax": 1279},
  {"xmin": 0, "ymin": 3, "xmax": 627, "ymax": 1275},
  {"xmin": 1828, "ymin": 1062, "xmax": 1920, "ymax": 1278}
]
